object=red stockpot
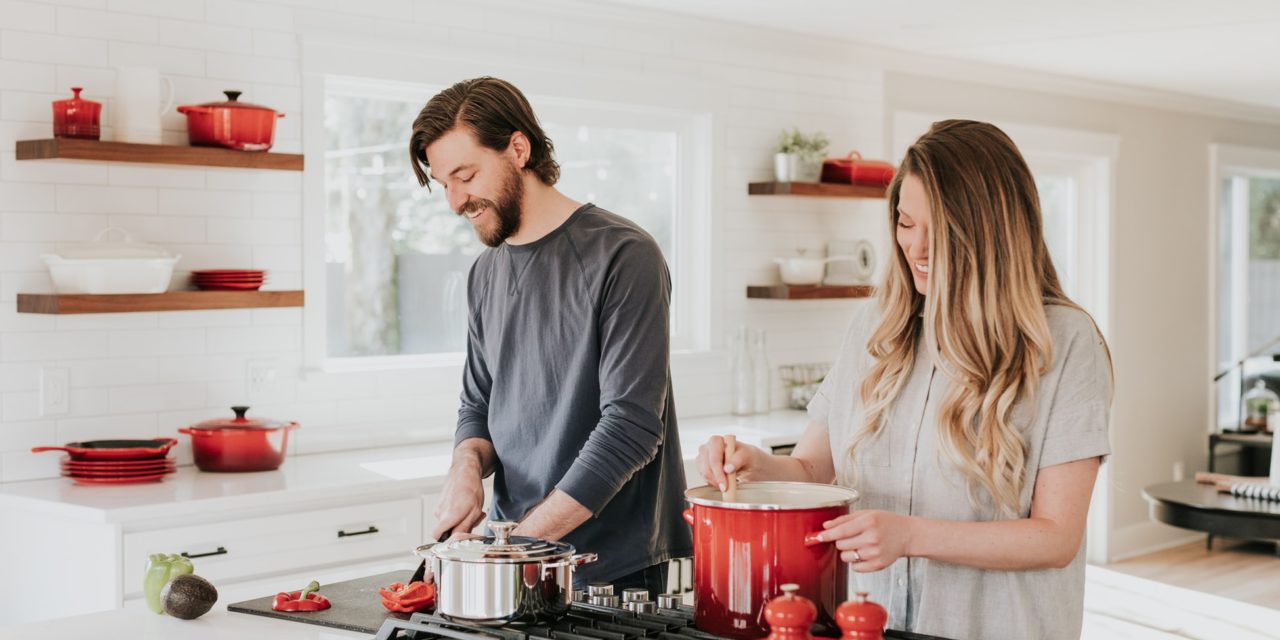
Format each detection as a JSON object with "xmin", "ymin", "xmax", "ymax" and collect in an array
[
  {"xmin": 178, "ymin": 406, "xmax": 299, "ymax": 472},
  {"xmin": 684, "ymin": 482, "xmax": 859, "ymax": 639},
  {"xmin": 176, "ymin": 91, "xmax": 284, "ymax": 151}
]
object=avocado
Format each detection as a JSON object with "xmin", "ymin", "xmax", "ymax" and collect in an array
[{"xmin": 160, "ymin": 574, "xmax": 218, "ymax": 620}]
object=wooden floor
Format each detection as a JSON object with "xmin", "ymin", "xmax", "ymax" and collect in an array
[{"xmin": 1102, "ymin": 537, "xmax": 1280, "ymax": 610}]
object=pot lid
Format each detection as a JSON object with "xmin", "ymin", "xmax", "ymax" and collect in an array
[
  {"xmin": 188, "ymin": 406, "xmax": 294, "ymax": 431},
  {"xmin": 51, "ymin": 227, "xmax": 174, "ymax": 260},
  {"xmin": 686, "ymin": 481, "xmax": 859, "ymax": 510},
  {"xmin": 424, "ymin": 521, "xmax": 576, "ymax": 563},
  {"xmin": 194, "ymin": 90, "xmax": 276, "ymax": 112},
  {"xmin": 764, "ymin": 584, "xmax": 817, "ymax": 629}
]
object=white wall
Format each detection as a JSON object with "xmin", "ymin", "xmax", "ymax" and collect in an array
[{"xmin": 0, "ymin": 0, "xmax": 884, "ymax": 482}]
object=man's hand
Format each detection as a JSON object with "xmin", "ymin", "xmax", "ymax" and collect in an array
[{"xmin": 432, "ymin": 451, "xmax": 488, "ymax": 540}]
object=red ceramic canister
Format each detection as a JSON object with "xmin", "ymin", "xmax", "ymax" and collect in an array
[
  {"xmin": 683, "ymin": 482, "xmax": 859, "ymax": 639},
  {"xmin": 52, "ymin": 87, "xmax": 102, "ymax": 140}
]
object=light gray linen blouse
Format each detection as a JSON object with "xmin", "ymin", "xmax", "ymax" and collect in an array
[{"xmin": 808, "ymin": 302, "xmax": 1112, "ymax": 640}]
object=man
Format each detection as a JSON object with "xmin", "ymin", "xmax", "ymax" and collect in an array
[{"xmin": 408, "ymin": 76, "xmax": 692, "ymax": 595}]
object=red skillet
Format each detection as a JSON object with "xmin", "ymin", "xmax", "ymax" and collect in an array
[{"xmin": 32, "ymin": 438, "xmax": 178, "ymax": 461}]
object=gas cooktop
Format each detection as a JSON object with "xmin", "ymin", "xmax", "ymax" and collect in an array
[{"xmin": 371, "ymin": 597, "xmax": 950, "ymax": 640}]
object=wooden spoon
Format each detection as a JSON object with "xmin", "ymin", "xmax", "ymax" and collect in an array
[{"xmin": 723, "ymin": 435, "xmax": 738, "ymax": 503}]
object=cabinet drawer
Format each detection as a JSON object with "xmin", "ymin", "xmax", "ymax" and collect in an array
[{"xmin": 122, "ymin": 498, "xmax": 422, "ymax": 597}]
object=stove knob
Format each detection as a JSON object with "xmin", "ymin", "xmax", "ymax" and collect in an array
[
  {"xmin": 587, "ymin": 583, "xmax": 615, "ymax": 597},
  {"xmin": 658, "ymin": 594, "xmax": 682, "ymax": 609},
  {"xmin": 635, "ymin": 601, "xmax": 657, "ymax": 614},
  {"xmin": 572, "ymin": 589, "xmax": 587, "ymax": 603},
  {"xmin": 622, "ymin": 588, "xmax": 650, "ymax": 603},
  {"xmin": 605, "ymin": 595, "xmax": 621, "ymax": 609}
]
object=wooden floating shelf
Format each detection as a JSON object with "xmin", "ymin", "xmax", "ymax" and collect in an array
[
  {"xmin": 747, "ymin": 285, "xmax": 875, "ymax": 300},
  {"xmin": 16, "ymin": 139, "xmax": 303, "ymax": 171},
  {"xmin": 748, "ymin": 181, "xmax": 887, "ymax": 199},
  {"xmin": 17, "ymin": 290, "xmax": 304, "ymax": 314}
]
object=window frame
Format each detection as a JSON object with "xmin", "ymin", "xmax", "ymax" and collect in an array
[
  {"xmin": 1208, "ymin": 144, "xmax": 1280, "ymax": 431},
  {"xmin": 303, "ymin": 74, "xmax": 713, "ymax": 373}
]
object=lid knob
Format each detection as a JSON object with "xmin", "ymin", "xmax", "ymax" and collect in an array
[
  {"xmin": 489, "ymin": 521, "xmax": 517, "ymax": 545},
  {"xmin": 764, "ymin": 583, "xmax": 816, "ymax": 640},
  {"xmin": 835, "ymin": 592, "xmax": 888, "ymax": 640},
  {"xmin": 231, "ymin": 406, "xmax": 250, "ymax": 421},
  {"xmin": 223, "ymin": 90, "xmax": 242, "ymax": 102}
]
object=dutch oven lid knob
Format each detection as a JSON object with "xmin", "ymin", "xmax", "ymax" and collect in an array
[
  {"xmin": 836, "ymin": 591, "xmax": 888, "ymax": 639},
  {"xmin": 231, "ymin": 405, "xmax": 250, "ymax": 421},
  {"xmin": 223, "ymin": 90, "xmax": 242, "ymax": 102},
  {"xmin": 764, "ymin": 583, "xmax": 816, "ymax": 639},
  {"xmin": 489, "ymin": 520, "xmax": 517, "ymax": 545}
]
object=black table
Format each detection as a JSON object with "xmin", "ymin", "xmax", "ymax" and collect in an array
[{"xmin": 1143, "ymin": 480, "xmax": 1280, "ymax": 553}]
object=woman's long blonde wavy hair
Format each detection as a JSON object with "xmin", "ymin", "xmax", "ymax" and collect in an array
[{"xmin": 850, "ymin": 119, "xmax": 1099, "ymax": 516}]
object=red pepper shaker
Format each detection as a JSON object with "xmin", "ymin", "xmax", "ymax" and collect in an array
[
  {"xmin": 835, "ymin": 592, "xmax": 888, "ymax": 640},
  {"xmin": 52, "ymin": 87, "xmax": 102, "ymax": 140},
  {"xmin": 763, "ymin": 583, "xmax": 816, "ymax": 640}
]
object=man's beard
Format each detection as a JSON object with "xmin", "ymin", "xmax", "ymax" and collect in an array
[{"xmin": 458, "ymin": 165, "xmax": 523, "ymax": 248}]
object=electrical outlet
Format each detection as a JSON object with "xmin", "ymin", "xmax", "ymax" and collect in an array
[
  {"xmin": 40, "ymin": 368, "xmax": 69, "ymax": 416},
  {"xmin": 1172, "ymin": 461, "xmax": 1185, "ymax": 482},
  {"xmin": 247, "ymin": 359, "xmax": 279, "ymax": 399}
]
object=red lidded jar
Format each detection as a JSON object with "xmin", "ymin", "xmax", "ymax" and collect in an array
[
  {"xmin": 52, "ymin": 87, "xmax": 102, "ymax": 140},
  {"xmin": 835, "ymin": 592, "xmax": 888, "ymax": 640},
  {"xmin": 764, "ymin": 584, "xmax": 816, "ymax": 640}
]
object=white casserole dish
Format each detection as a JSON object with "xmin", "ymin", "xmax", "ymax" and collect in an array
[{"xmin": 42, "ymin": 228, "xmax": 181, "ymax": 294}]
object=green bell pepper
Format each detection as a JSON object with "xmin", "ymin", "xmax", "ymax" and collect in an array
[{"xmin": 143, "ymin": 553, "xmax": 194, "ymax": 614}]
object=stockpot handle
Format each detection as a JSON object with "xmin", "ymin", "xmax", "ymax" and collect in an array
[{"xmin": 544, "ymin": 552, "xmax": 598, "ymax": 568}]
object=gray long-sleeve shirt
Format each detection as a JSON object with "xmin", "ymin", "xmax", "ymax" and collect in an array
[{"xmin": 454, "ymin": 203, "xmax": 693, "ymax": 583}]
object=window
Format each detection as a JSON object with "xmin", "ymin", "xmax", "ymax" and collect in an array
[
  {"xmin": 1212, "ymin": 145, "xmax": 1280, "ymax": 430},
  {"xmin": 322, "ymin": 79, "xmax": 709, "ymax": 365}
]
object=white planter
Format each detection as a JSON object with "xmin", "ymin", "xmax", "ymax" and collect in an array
[{"xmin": 774, "ymin": 152, "xmax": 822, "ymax": 182}]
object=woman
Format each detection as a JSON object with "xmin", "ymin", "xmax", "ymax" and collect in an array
[{"xmin": 698, "ymin": 120, "xmax": 1112, "ymax": 640}]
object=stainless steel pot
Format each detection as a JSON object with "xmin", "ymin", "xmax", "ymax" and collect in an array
[{"xmin": 414, "ymin": 521, "xmax": 597, "ymax": 625}]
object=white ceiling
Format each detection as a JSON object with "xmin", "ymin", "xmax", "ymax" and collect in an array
[{"xmin": 601, "ymin": 0, "xmax": 1280, "ymax": 112}]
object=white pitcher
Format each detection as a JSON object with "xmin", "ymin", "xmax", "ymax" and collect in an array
[{"xmin": 113, "ymin": 67, "xmax": 174, "ymax": 144}]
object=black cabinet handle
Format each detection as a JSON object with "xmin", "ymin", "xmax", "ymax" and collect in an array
[
  {"xmin": 181, "ymin": 546, "xmax": 228, "ymax": 559},
  {"xmin": 337, "ymin": 526, "xmax": 379, "ymax": 538}
]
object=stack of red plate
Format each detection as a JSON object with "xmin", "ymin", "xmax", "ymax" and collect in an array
[
  {"xmin": 32, "ymin": 438, "xmax": 178, "ymax": 485},
  {"xmin": 191, "ymin": 269, "xmax": 266, "ymax": 291}
]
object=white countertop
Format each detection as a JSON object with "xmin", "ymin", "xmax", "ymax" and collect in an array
[
  {"xmin": 0, "ymin": 607, "xmax": 367, "ymax": 640},
  {"xmin": 0, "ymin": 410, "xmax": 810, "ymax": 524}
]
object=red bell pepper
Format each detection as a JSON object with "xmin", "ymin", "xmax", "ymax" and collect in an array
[
  {"xmin": 272, "ymin": 580, "xmax": 332, "ymax": 612},
  {"xmin": 379, "ymin": 580, "xmax": 436, "ymax": 613}
]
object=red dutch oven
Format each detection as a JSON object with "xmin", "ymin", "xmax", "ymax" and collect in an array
[
  {"xmin": 684, "ymin": 482, "xmax": 859, "ymax": 639},
  {"xmin": 177, "ymin": 91, "xmax": 284, "ymax": 152},
  {"xmin": 178, "ymin": 406, "xmax": 299, "ymax": 472}
]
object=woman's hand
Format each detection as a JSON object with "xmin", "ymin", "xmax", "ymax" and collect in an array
[
  {"xmin": 817, "ymin": 510, "xmax": 917, "ymax": 572},
  {"xmin": 696, "ymin": 435, "xmax": 766, "ymax": 491}
]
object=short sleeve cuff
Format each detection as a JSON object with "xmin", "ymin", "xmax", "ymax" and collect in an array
[
  {"xmin": 1039, "ymin": 429, "xmax": 1111, "ymax": 468},
  {"xmin": 807, "ymin": 389, "xmax": 831, "ymax": 427}
]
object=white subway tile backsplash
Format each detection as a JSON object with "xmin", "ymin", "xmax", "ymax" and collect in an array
[
  {"xmin": 206, "ymin": 324, "xmax": 299, "ymax": 354},
  {"xmin": 205, "ymin": 0, "xmax": 294, "ymax": 31},
  {"xmin": 204, "ymin": 167, "xmax": 300, "ymax": 191},
  {"xmin": 1, "ymin": 89, "xmax": 66, "ymax": 121},
  {"xmin": 251, "ymin": 29, "xmax": 296, "ymax": 59},
  {"xmin": 1, "ymin": 212, "xmax": 108, "ymax": 241},
  {"xmin": 0, "ymin": 270, "xmax": 52, "ymax": 302},
  {"xmin": 1, "ymin": 330, "xmax": 109, "ymax": 361},
  {"xmin": 65, "ymin": 356, "xmax": 157, "ymax": 387},
  {"xmin": 1, "ymin": 450, "xmax": 58, "ymax": 482},
  {"xmin": 155, "ymin": 308, "xmax": 250, "ymax": 327},
  {"xmin": 56, "ymin": 185, "xmax": 157, "ymax": 214},
  {"xmin": 109, "ymin": 382, "xmax": 205, "ymax": 412},
  {"xmin": 108, "ymin": 41, "xmax": 205, "ymax": 76},
  {"xmin": 158, "ymin": 19, "xmax": 252, "ymax": 53},
  {"xmin": 108, "ymin": 165, "xmax": 204, "ymax": 189},
  {"xmin": 58, "ymin": 6, "xmax": 159, "ymax": 43},
  {"xmin": 165, "ymin": 243, "xmax": 252, "ymax": 270},
  {"xmin": 0, "ymin": 419, "xmax": 53, "ymax": 451},
  {"xmin": 106, "ymin": 0, "xmax": 203, "ymax": 21},
  {"xmin": 107, "ymin": 214, "xmax": 206, "ymax": 243},
  {"xmin": 252, "ymin": 191, "xmax": 299, "ymax": 218},
  {"xmin": 204, "ymin": 216, "xmax": 298, "ymax": 245},
  {"xmin": 1, "ymin": 390, "xmax": 38, "ymax": 420},
  {"xmin": 56, "ymin": 311, "xmax": 158, "ymax": 331},
  {"xmin": 1, "ymin": 151, "xmax": 110, "ymax": 184},
  {"xmin": 205, "ymin": 51, "xmax": 298, "ymax": 86},
  {"xmin": 0, "ymin": 30, "xmax": 108, "ymax": 66},
  {"xmin": 157, "ymin": 188, "xmax": 252, "ymax": 217},
  {"xmin": 56, "ymin": 411, "xmax": 157, "ymax": 444},
  {"xmin": 251, "ymin": 307, "xmax": 300, "ymax": 326},
  {"xmin": 0, "ymin": 1, "xmax": 57, "ymax": 33},
  {"xmin": 410, "ymin": 0, "xmax": 482, "ymax": 27},
  {"xmin": 0, "ymin": 361, "xmax": 37, "ymax": 392},
  {"xmin": 0, "ymin": 120, "xmax": 52, "ymax": 149},
  {"xmin": 55, "ymin": 65, "xmax": 117, "ymax": 97},
  {"xmin": 0, "ymin": 59, "xmax": 55, "ymax": 91},
  {"xmin": 0, "ymin": 182, "xmax": 56, "ymax": 212},
  {"xmin": 108, "ymin": 328, "xmax": 205, "ymax": 357},
  {"xmin": 251, "ymin": 244, "xmax": 299, "ymax": 271}
]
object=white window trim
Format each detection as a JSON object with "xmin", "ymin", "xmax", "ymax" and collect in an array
[
  {"xmin": 1208, "ymin": 144, "xmax": 1280, "ymax": 431},
  {"xmin": 299, "ymin": 47, "xmax": 718, "ymax": 377}
]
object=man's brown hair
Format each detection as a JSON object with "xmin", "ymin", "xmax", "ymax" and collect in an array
[{"xmin": 409, "ymin": 77, "xmax": 560, "ymax": 189}]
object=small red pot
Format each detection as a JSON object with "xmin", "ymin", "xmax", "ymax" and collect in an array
[
  {"xmin": 52, "ymin": 87, "xmax": 102, "ymax": 140},
  {"xmin": 684, "ymin": 482, "xmax": 859, "ymax": 639},
  {"xmin": 179, "ymin": 406, "xmax": 299, "ymax": 472},
  {"xmin": 177, "ymin": 91, "xmax": 283, "ymax": 151}
]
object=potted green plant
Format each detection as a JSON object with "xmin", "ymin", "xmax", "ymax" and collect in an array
[{"xmin": 774, "ymin": 128, "xmax": 829, "ymax": 182}]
